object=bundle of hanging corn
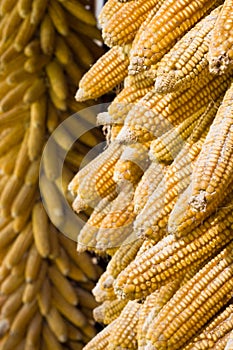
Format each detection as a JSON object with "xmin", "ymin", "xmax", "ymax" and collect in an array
[
  {"xmin": 70, "ymin": 0, "xmax": 233, "ymax": 349},
  {"xmin": 0, "ymin": 0, "xmax": 106, "ymax": 349}
]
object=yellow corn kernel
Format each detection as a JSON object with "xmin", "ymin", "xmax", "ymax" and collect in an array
[
  {"xmin": 98, "ymin": 0, "xmax": 124, "ymax": 28},
  {"xmin": 93, "ymin": 299, "xmax": 127, "ymax": 324}
]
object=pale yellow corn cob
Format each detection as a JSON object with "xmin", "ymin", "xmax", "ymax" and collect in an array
[
  {"xmin": 208, "ymin": 0, "xmax": 233, "ymax": 74},
  {"xmin": 93, "ymin": 299, "xmax": 127, "ymax": 324},
  {"xmin": 134, "ymin": 161, "xmax": 166, "ymax": 214},
  {"xmin": 137, "ymin": 280, "xmax": 181, "ymax": 349},
  {"xmin": 102, "ymin": 0, "xmax": 164, "ymax": 47},
  {"xmin": 25, "ymin": 312, "xmax": 42, "ymax": 349},
  {"xmin": 92, "ymin": 239, "xmax": 143, "ymax": 302},
  {"xmin": 98, "ymin": 0, "xmax": 124, "ymax": 28},
  {"xmin": 69, "ymin": 141, "xmax": 123, "ymax": 211},
  {"xmin": 108, "ymin": 301, "xmax": 140, "ymax": 349},
  {"xmin": 149, "ymin": 100, "xmax": 217, "ymax": 164},
  {"xmin": 115, "ymin": 188, "xmax": 233, "ymax": 299},
  {"xmin": 95, "ymin": 188, "xmax": 136, "ymax": 250},
  {"xmin": 145, "ymin": 241, "xmax": 233, "ymax": 350},
  {"xmin": 183, "ymin": 304, "xmax": 233, "ymax": 350},
  {"xmin": 154, "ymin": 6, "xmax": 221, "ymax": 93},
  {"xmin": 75, "ymin": 45, "xmax": 130, "ymax": 102},
  {"xmin": 134, "ymin": 138, "xmax": 204, "ymax": 239},
  {"xmin": 39, "ymin": 14, "xmax": 55, "ymax": 56},
  {"xmin": 129, "ymin": 0, "xmax": 219, "ymax": 74},
  {"xmin": 83, "ymin": 320, "xmax": 116, "ymax": 350},
  {"xmin": 77, "ymin": 194, "xmax": 116, "ymax": 253},
  {"xmin": 168, "ymin": 80, "xmax": 233, "ymax": 237},
  {"xmin": 116, "ymin": 71, "xmax": 231, "ymax": 144}
]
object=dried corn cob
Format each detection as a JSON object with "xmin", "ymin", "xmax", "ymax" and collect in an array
[
  {"xmin": 183, "ymin": 304, "xmax": 233, "ymax": 350},
  {"xmin": 102, "ymin": 0, "xmax": 164, "ymax": 47},
  {"xmin": 134, "ymin": 137, "xmax": 204, "ymax": 239},
  {"xmin": 145, "ymin": 241, "xmax": 233, "ymax": 350},
  {"xmin": 69, "ymin": 141, "xmax": 123, "ymax": 211},
  {"xmin": 129, "ymin": 0, "xmax": 219, "ymax": 74},
  {"xmin": 208, "ymin": 0, "xmax": 233, "ymax": 74},
  {"xmin": 115, "ymin": 187, "xmax": 233, "ymax": 299},
  {"xmin": 137, "ymin": 280, "xmax": 181, "ymax": 349},
  {"xmin": 93, "ymin": 298, "xmax": 127, "ymax": 324},
  {"xmin": 168, "ymin": 79, "xmax": 233, "ymax": 237},
  {"xmin": 154, "ymin": 6, "xmax": 221, "ymax": 93},
  {"xmin": 83, "ymin": 320, "xmax": 116, "ymax": 350},
  {"xmin": 75, "ymin": 45, "xmax": 130, "ymax": 102},
  {"xmin": 108, "ymin": 301, "xmax": 140, "ymax": 349},
  {"xmin": 116, "ymin": 71, "xmax": 231, "ymax": 144}
]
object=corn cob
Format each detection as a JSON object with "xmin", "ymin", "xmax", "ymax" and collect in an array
[
  {"xmin": 115, "ymin": 187, "xmax": 233, "ymax": 299},
  {"xmin": 83, "ymin": 320, "xmax": 116, "ymax": 350},
  {"xmin": 69, "ymin": 141, "xmax": 123, "ymax": 211},
  {"xmin": 129, "ymin": 0, "xmax": 219, "ymax": 74},
  {"xmin": 137, "ymin": 280, "xmax": 181, "ymax": 349},
  {"xmin": 145, "ymin": 241, "xmax": 233, "ymax": 350},
  {"xmin": 98, "ymin": 0, "xmax": 124, "ymax": 28},
  {"xmin": 225, "ymin": 329, "xmax": 233, "ymax": 350},
  {"xmin": 92, "ymin": 238, "xmax": 143, "ymax": 302},
  {"xmin": 168, "ymin": 79, "xmax": 233, "ymax": 237},
  {"xmin": 93, "ymin": 298, "xmax": 127, "ymax": 324},
  {"xmin": 102, "ymin": 0, "xmax": 164, "ymax": 47},
  {"xmin": 208, "ymin": 0, "xmax": 233, "ymax": 74},
  {"xmin": 154, "ymin": 6, "xmax": 221, "ymax": 93},
  {"xmin": 183, "ymin": 304, "xmax": 233, "ymax": 350},
  {"xmin": 116, "ymin": 71, "xmax": 231, "ymax": 144},
  {"xmin": 95, "ymin": 187, "xmax": 136, "ymax": 250},
  {"xmin": 134, "ymin": 137, "xmax": 204, "ymax": 239},
  {"xmin": 75, "ymin": 45, "xmax": 130, "ymax": 102},
  {"xmin": 108, "ymin": 301, "xmax": 140, "ymax": 349},
  {"xmin": 134, "ymin": 161, "xmax": 166, "ymax": 214}
]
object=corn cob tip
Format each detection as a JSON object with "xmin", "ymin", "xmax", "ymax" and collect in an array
[
  {"xmin": 208, "ymin": 54, "xmax": 232, "ymax": 75},
  {"xmin": 75, "ymin": 88, "xmax": 87, "ymax": 102},
  {"xmin": 96, "ymin": 112, "xmax": 113, "ymax": 125},
  {"xmin": 116, "ymin": 127, "xmax": 138, "ymax": 144},
  {"xmin": 154, "ymin": 74, "xmax": 176, "ymax": 94},
  {"xmin": 0, "ymin": 319, "xmax": 9, "ymax": 337},
  {"xmin": 72, "ymin": 195, "xmax": 88, "ymax": 213}
]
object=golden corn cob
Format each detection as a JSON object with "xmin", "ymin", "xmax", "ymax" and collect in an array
[
  {"xmin": 183, "ymin": 304, "xmax": 233, "ymax": 350},
  {"xmin": 168, "ymin": 80, "xmax": 233, "ymax": 237},
  {"xmin": 93, "ymin": 298, "xmax": 127, "ymax": 324},
  {"xmin": 145, "ymin": 241, "xmax": 233, "ymax": 350},
  {"xmin": 115, "ymin": 187, "xmax": 233, "ymax": 299},
  {"xmin": 102, "ymin": 0, "xmax": 164, "ymax": 47},
  {"xmin": 108, "ymin": 300, "xmax": 140, "ymax": 349},
  {"xmin": 208, "ymin": 0, "xmax": 233, "ymax": 74},
  {"xmin": 82, "ymin": 321, "xmax": 116, "ymax": 350},
  {"xmin": 98, "ymin": 0, "xmax": 124, "ymax": 28},
  {"xmin": 128, "ymin": 0, "xmax": 219, "ymax": 74},
  {"xmin": 134, "ymin": 138, "xmax": 204, "ymax": 239},
  {"xmin": 137, "ymin": 280, "xmax": 181, "ymax": 349},
  {"xmin": 134, "ymin": 161, "xmax": 166, "ymax": 214},
  {"xmin": 75, "ymin": 45, "xmax": 130, "ymax": 102},
  {"xmin": 154, "ymin": 6, "xmax": 221, "ymax": 93},
  {"xmin": 95, "ymin": 188, "xmax": 136, "ymax": 250},
  {"xmin": 92, "ymin": 239, "xmax": 143, "ymax": 302},
  {"xmin": 69, "ymin": 141, "xmax": 123, "ymax": 211},
  {"xmin": 116, "ymin": 71, "xmax": 231, "ymax": 144},
  {"xmin": 77, "ymin": 194, "xmax": 116, "ymax": 253}
]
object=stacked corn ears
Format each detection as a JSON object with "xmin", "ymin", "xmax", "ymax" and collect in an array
[
  {"xmin": 0, "ymin": 0, "xmax": 107, "ymax": 349},
  {"xmin": 71, "ymin": 0, "xmax": 233, "ymax": 349}
]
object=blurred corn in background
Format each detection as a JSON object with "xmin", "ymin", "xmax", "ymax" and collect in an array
[{"xmin": 0, "ymin": 0, "xmax": 107, "ymax": 349}]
